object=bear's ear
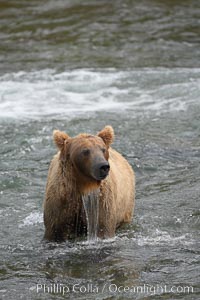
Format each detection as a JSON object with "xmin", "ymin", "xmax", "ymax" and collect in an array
[
  {"xmin": 98, "ymin": 125, "xmax": 114, "ymax": 147},
  {"xmin": 53, "ymin": 130, "xmax": 70, "ymax": 150}
]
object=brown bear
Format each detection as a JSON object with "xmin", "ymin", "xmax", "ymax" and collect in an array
[{"xmin": 43, "ymin": 126, "xmax": 135, "ymax": 241}]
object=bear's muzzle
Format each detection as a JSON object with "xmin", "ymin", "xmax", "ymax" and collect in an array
[{"xmin": 92, "ymin": 161, "xmax": 110, "ymax": 181}]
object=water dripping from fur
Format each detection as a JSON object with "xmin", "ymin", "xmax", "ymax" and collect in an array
[{"xmin": 82, "ymin": 189, "xmax": 100, "ymax": 243}]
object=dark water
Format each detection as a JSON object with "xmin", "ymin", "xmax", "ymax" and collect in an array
[{"xmin": 0, "ymin": 1, "xmax": 200, "ymax": 299}]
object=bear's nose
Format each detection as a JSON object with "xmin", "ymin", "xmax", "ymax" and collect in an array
[
  {"xmin": 92, "ymin": 161, "xmax": 110, "ymax": 181},
  {"xmin": 98, "ymin": 162, "xmax": 110, "ymax": 179},
  {"xmin": 99, "ymin": 163, "xmax": 110, "ymax": 173}
]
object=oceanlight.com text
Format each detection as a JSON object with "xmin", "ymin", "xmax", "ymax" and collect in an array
[{"xmin": 36, "ymin": 283, "xmax": 194, "ymax": 296}]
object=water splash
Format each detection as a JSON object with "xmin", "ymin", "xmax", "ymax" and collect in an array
[
  {"xmin": 82, "ymin": 190, "xmax": 99, "ymax": 243},
  {"xmin": 0, "ymin": 68, "xmax": 199, "ymax": 120},
  {"xmin": 19, "ymin": 212, "xmax": 43, "ymax": 228}
]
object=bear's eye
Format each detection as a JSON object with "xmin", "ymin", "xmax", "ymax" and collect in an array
[
  {"xmin": 82, "ymin": 149, "xmax": 90, "ymax": 156},
  {"xmin": 101, "ymin": 148, "xmax": 106, "ymax": 153}
]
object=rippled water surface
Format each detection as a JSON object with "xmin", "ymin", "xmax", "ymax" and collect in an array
[{"xmin": 0, "ymin": 1, "xmax": 200, "ymax": 299}]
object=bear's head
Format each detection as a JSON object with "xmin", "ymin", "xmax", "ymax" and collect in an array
[{"xmin": 53, "ymin": 126, "xmax": 114, "ymax": 191}]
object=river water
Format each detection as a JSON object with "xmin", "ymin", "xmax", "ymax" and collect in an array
[{"xmin": 0, "ymin": 1, "xmax": 200, "ymax": 299}]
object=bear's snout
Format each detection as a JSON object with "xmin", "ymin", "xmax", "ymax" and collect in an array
[{"xmin": 93, "ymin": 162, "xmax": 110, "ymax": 180}]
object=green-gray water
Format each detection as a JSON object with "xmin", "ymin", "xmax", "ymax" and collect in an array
[{"xmin": 0, "ymin": 1, "xmax": 200, "ymax": 299}]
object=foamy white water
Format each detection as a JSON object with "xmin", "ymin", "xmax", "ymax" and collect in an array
[
  {"xmin": 19, "ymin": 212, "xmax": 43, "ymax": 227},
  {"xmin": 136, "ymin": 229, "xmax": 194, "ymax": 247},
  {"xmin": 0, "ymin": 68, "xmax": 199, "ymax": 120},
  {"xmin": 82, "ymin": 190, "xmax": 99, "ymax": 242}
]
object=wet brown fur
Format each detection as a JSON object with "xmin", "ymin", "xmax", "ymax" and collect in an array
[{"xmin": 43, "ymin": 126, "xmax": 135, "ymax": 241}]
